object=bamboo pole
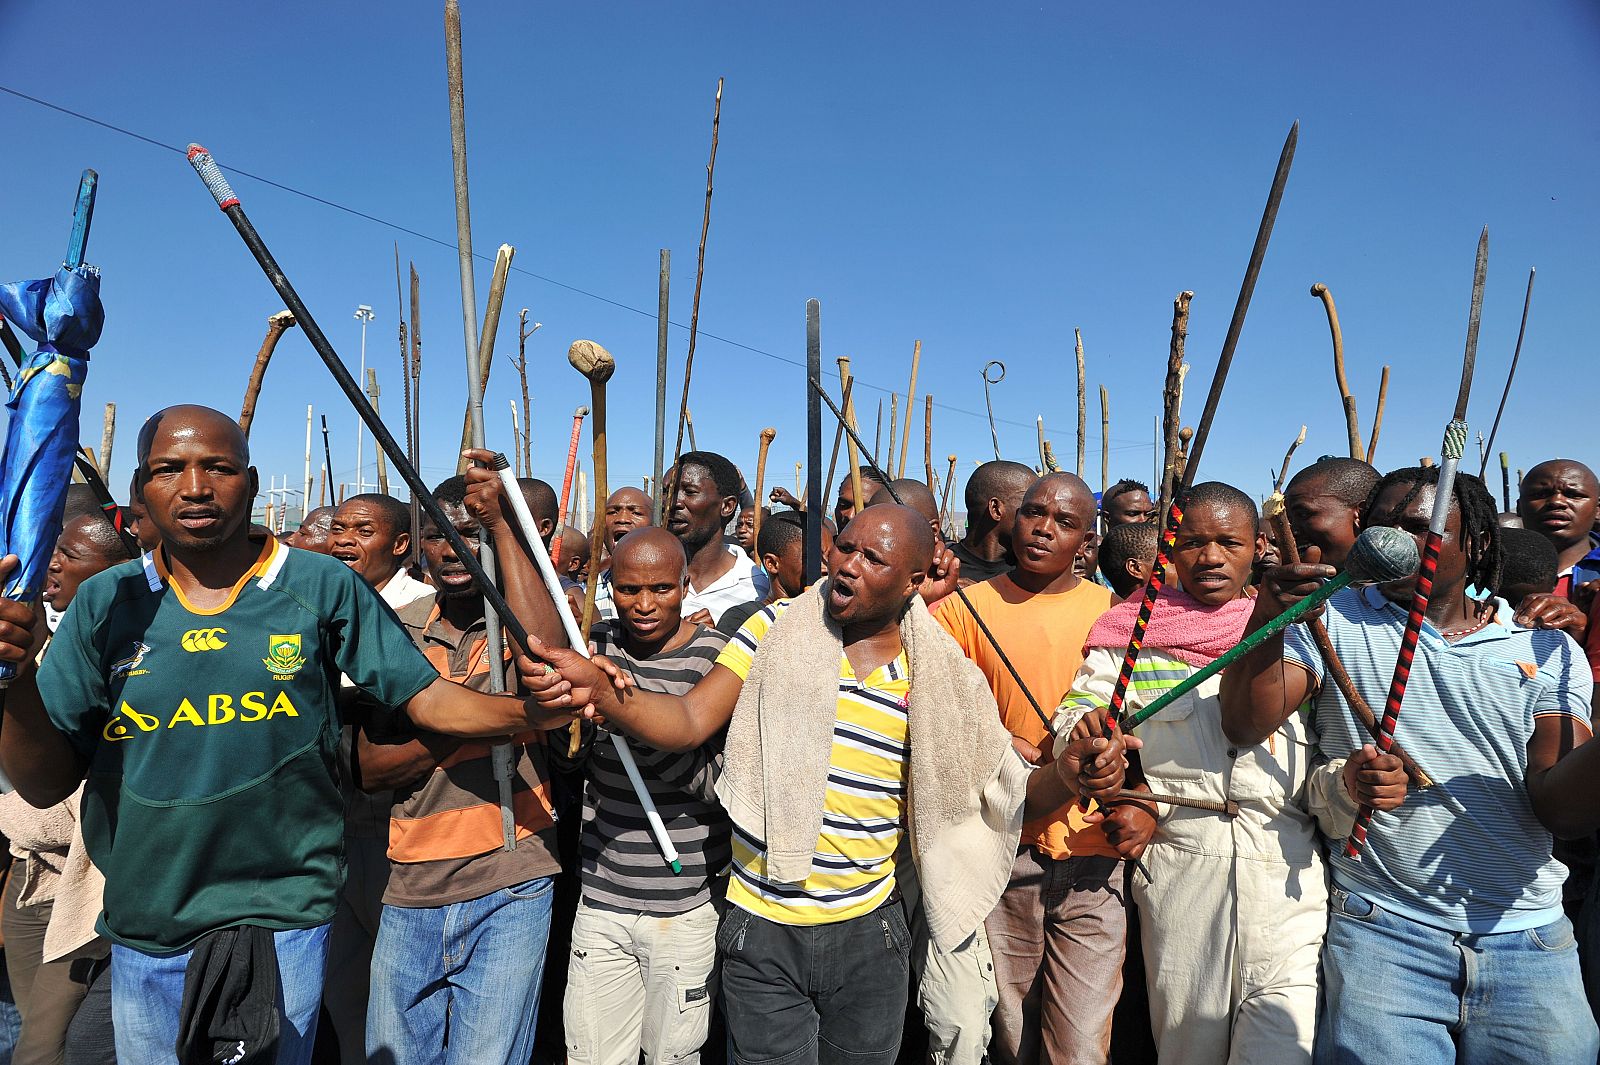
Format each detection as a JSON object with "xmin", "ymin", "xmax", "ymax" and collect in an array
[{"xmin": 671, "ymin": 78, "xmax": 724, "ymax": 473}]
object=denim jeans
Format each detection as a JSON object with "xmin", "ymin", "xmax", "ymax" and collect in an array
[
  {"xmin": 110, "ymin": 923, "xmax": 329, "ymax": 1065},
  {"xmin": 366, "ymin": 876, "xmax": 555, "ymax": 1065},
  {"xmin": 718, "ymin": 899, "xmax": 912, "ymax": 1065},
  {"xmin": 1318, "ymin": 884, "xmax": 1599, "ymax": 1065}
]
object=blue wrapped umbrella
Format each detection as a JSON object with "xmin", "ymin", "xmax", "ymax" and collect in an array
[{"xmin": 0, "ymin": 170, "xmax": 101, "ymax": 681}]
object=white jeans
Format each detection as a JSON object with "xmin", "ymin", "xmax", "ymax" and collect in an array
[
  {"xmin": 914, "ymin": 920, "xmax": 998, "ymax": 1065},
  {"xmin": 563, "ymin": 898, "xmax": 719, "ymax": 1065}
]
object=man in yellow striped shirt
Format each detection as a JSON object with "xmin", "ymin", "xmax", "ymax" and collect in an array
[{"xmin": 521, "ymin": 505, "xmax": 1134, "ymax": 1065}]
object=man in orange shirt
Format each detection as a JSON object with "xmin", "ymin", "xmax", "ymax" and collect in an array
[{"xmin": 935, "ymin": 471, "xmax": 1118, "ymax": 1065}]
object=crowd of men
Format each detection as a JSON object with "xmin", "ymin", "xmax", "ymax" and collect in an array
[{"xmin": 0, "ymin": 400, "xmax": 1597, "ymax": 1065}]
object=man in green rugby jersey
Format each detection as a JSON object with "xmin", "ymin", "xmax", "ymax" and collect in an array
[{"xmin": 0, "ymin": 405, "xmax": 571, "ymax": 1065}]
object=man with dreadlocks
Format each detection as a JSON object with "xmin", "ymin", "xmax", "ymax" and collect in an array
[{"xmin": 1222, "ymin": 467, "xmax": 1600, "ymax": 1064}]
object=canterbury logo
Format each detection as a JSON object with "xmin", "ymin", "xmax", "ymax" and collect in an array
[{"xmin": 180, "ymin": 628, "xmax": 228, "ymax": 652}]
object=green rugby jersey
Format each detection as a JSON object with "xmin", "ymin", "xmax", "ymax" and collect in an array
[{"xmin": 37, "ymin": 536, "xmax": 439, "ymax": 953}]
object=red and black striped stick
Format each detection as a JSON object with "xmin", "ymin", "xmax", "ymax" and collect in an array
[
  {"xmin": 1345, "ymin": 226, "xmax": 1488, "ymax": 860},
  {"xmin": 1096, "ymin": 122, "xmax": 1298, "ymax": 747}
]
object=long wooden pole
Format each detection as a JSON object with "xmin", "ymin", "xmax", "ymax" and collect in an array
[
  {"xmin": 922, "ymin": 394, "xmax": 934, "ymax": 491},
  {"xmin": 839, "ymin": 357, "xmax": 864, "ymax": 517},
  {"xmin": 671, "ymin": 78, "xmax": 724, "ymax": 473},
  {"xmin": 1099, "ymin": 385, "xmax": 1109, "ymax": 498},
  {"xmin": 1158, "ymin": 292, "xmax": 1193, "ymax": 525},
  {"xmin": 516, "ymin": 310, "xmax": 536, "ymax": 479},
  {"xmin": 822, "ymin": 376, "xmax": 855, "ymax": 505},
  {"xmin": 1478, "ymin": 266, "xmax": 1536, "ymax": 477},
  {"xmin": 886, "ymin": 394, "xmax": 898, "ymax": 480},
  {"xmin": 898, "ymin": 340, "xmax": 921, "ymax": 479},
  {"xmin": 395, "ymin": 243, "xmax": 413, "ymax": 489},
  {"xmin": 1075, "ymin": 328, "xmax": 1087, "ymax": 477},
  {"xmin": 408, "ymin": 263, "xmax": 423, "ymax": 559},
  {"xmin": 1365, "ymin": 366, "xmax": 1390, "ymax": 465},
  {"xmin": 654, "ymin": 249, "xmax": 670, "ymax": 521},
  {"xmin": 457, "ymin": 243, "xmax": 514, "ymax": 473}
]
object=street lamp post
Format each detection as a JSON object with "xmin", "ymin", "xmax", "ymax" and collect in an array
[{"xmin": 354, "ymin": 305, "xmax": 375, "ymax": 494}]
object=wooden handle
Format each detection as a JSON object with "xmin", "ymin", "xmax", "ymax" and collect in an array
[{"xmin": 754, "ymin": 428, "xmax": 776, "ymax": 548}]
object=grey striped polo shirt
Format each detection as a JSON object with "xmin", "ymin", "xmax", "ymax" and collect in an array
[
  {"xmin": 580, "ymin": 621, "xmax": 731, "ymax": 914},
  {"xmin": 1285, "ymin": 586, "xmax": 1593, "ymax": 933}
]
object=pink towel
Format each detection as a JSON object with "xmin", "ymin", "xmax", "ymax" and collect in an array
[{"xmin": 1084, "ymin": 586, "xmax": 1256, "ymax": 667}]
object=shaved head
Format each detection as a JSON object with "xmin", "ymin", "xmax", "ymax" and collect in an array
[
  {"xmin": 137, "ymin": 404, "xmax": 249, "ymax": 474},
  {"xmin": 870, "ymin": 479, "xmax": 940, "ymax": 529},
  {"xmin": 610, "ymin": 526, "xmax": 687, "ymax": 578},
  {"xmin": 851, "ymin": 504, "xmax": 937, "ymax": 573}
]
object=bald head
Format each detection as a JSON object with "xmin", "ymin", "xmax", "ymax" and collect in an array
[
  {"xmin": 846, "ymin": 504, "xmax": 937, "ymax": 574},
  {"xmin": 611, "ymin": 526, "xmax": 688, "ymax": 579},
  {"xmin": 1518, "ymin": 458, "xmax": 1599, "ymax": 560},
  {"xmin": 137, "ymin": 405, "xmax": 250, "ymax": 473},
  {"xmin": 869, "ymin": 479, "xmax": 940, "ymax": 530}
]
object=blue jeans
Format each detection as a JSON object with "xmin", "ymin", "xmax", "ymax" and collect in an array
[
  {"xmin": 1318, "ymin": 884, "xmax": 1598, "ymax": 1065},
  {"xmin": 110, "ymin": 923, "xmax": 329, "ymax": 1065},
  {"xmin": 367, "ymin": 876, "xmax": 555, "ymax": 1065}
]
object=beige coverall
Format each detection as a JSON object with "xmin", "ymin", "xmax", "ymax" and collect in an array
[{"xmin": 1058, "ymin": 647, "xmax": 1340, "ymax": 1065}]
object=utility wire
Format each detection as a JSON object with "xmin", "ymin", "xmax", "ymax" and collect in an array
[{"xmin": 1, "ymin": 83, "xmax": 1153, "ymax": 451}]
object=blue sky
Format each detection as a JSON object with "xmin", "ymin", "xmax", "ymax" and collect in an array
[{"xmin": 3, "ymin": 2, "xmax": 1597, "ymax": 521}]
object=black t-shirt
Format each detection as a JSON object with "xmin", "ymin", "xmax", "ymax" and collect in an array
[{"xmin": 947, "ymin": 538, "xmax": 1012, "ymax": 585}]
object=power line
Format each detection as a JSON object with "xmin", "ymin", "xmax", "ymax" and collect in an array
[{"xmin": 0, "ymin": 82, "xmax": 1156, "ymax": 450}]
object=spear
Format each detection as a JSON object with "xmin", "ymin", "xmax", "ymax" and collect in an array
[
  {"xmin": 671, "ymin": 78, "xmax": 724, "ymax": 473},
  {"xmin": 1348, "ymin": 226, "xmax": 1488, "ymax": 861},
  {"xmin": 887, "ymin": 393, "xmax": 899, "ymax": 482},
  {"xmin": 395, "ymin": 243, "xmax": 412, "ymax": 487},
  {"xmin": 408, "ymin": 262, "xmax": 423, "ymax": 558}
]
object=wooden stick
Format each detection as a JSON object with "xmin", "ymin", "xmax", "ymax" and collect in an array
[
  {"xmin": 1365, "ymin": 365, "xmax": 1390, "ymax": 465},
  {"xmin": 873, "ymin": 399, "xmax": 883, "ymax": 461},
  {"xmin": 1075, "ymin": 328, "xmax": 1087, "ymax": 477},
  {"xmin": 898, "ymin": 340, "xmax": 921, "ymax": 479},
  {"xmin": 515, "ymin": 310, "xmax": 537, "ymax": 479},
  {"xmin": 754, "ymin": 428, "xmax": 776, "ymax": 547},
  {"xmin": 366, "ymin": 368, "xmax": 390, "ymax": 495},
  {"xmin": 887, "ymin": 393, "xmax": 899, "ymax": 483},
  {"xmin": 671, "ymin": 77, "xmax": 724, "ymax": 473},
  {"xmin": 1265, "ymin": 497, "xmax": 1434, "ymax": 788},
  {"xmin": 238, "ymin": 310, "xmax": 297, "ymax": 438},
  {"xmin": 1099, "ymin": 385, "xmax": 1110, "ymax": 498},
  {"xmin": 838, "ymin": 357, "xmax": 864, "ymax": 520},
  {"xmin": 654, "ymin": 249, "xmax": 670, "ymax": 521},
  {"xmin": 685, "ymin": 409, "xmax": 698, "ymax": 452},
  {"xmin": 552, "ymin": 406, "xmax": 588, "ymax": 569},
  {"xmin": 1036, "ymin": 417, "xmax": 1056, "ymax": 472},
  {"xmin": 1311, "ymin": 283, "xmax": 1363, "ymax": 460},
  {"xmin": 940, "ymin": 454, "xmax": 958, "ymax": 538},
  {"xmin": 98, "ymin": 403, "xmax": 115, "ymax": 483},
  {"xmin": 1042, "ymin": 440, "xmax": 1061, "ymax": 474},
  {"xmin": 409, "ymin": 262, "xmax": 423, "ymax": 560},
  {"xmin": 822, "ymin": 376, "xmax": 855, "ymax": 506},
  {"xmin": 570, "ymin": 341, "xmax": 614, "ymax": 644},
  {"xmin": 457, "ymin": 243, "xmax": 514, "ymax": 473},
  {"xmin": 1273, "ymin": 425, "xmax": 1307, "ymax": 493},
  {"xmin": 923, "ymin": 393, "xmax": 934, "ymax": 490},
  {"xmin": 395, "ymin": 243, "xmax": 413, "ymax": 489},
  {"xmin": 1158, "ymin": 292, "xmax": 1193, "ymax": 525},
  {"xmin": 1478, "ymin": 267, "xmax": 1536, "ymax": 477}
]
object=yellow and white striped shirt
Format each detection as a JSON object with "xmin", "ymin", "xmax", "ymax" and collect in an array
[{"xmin": 716, "ymin": 602, "xmax": 909, "ymax": 925}]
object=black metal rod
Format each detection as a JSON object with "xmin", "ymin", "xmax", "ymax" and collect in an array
[
  {"xmin": 805, "ymin": 301, "xmax": 823, "ymax": 585},
  {"xmin": 187, "ymin": 146, "xmax": 534, "ymax": 650}
]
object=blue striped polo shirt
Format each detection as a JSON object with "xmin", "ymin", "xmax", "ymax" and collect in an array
[{"xmin": 1284, "ymin": 586, "xmax": 1593, "ymax": 933}]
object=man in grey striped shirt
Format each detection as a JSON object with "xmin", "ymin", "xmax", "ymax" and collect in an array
[{"xmin": 564, "ymin": 527, "xmax": 730, "ymax": 1065}]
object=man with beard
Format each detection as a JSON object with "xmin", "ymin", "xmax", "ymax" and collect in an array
[
  {"xmin": 565, "ymin": 528, "xmax": 730, "ymax": 1065},
  {"xmin": 660, "ymin": 452, "xmax": 768, "ymax": 625},
  {"xmin": 356, "ymin": 471, "xmax": 568, "ymax": 1065},
  {"xmin": 948, "ymin": 461, "xmax": 1036, "ymax": 585},
  {"xmin": 520, "ymin": 506, "xmax": 1131, "ymax": 1065},
  {"xmin": 0, "ymin": 406, "xmax": 570, "ymax": 1065},
  {"xmin": 934, "ymin": 473, "xmax": 1118, "ymax": 1065}
]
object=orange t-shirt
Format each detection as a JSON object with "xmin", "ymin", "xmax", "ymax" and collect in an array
[{"xmin": 935, "ymin": 575, "xmax": 1116, "ymax": 859}]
